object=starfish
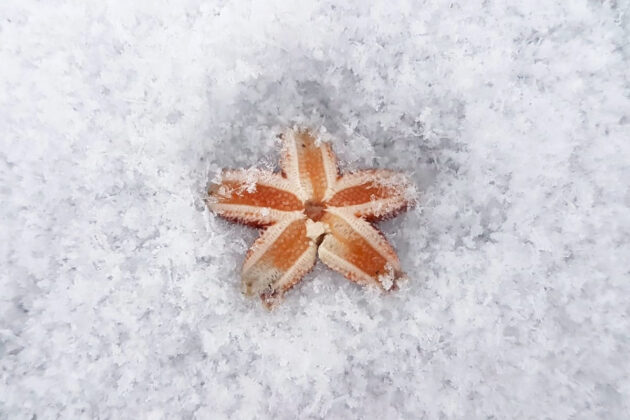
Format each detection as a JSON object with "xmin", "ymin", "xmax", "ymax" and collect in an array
[{"xmin": 207, "ymin": 128, "xmax": 416, "ymax": 307}]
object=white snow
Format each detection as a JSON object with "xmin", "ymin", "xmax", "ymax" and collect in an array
[{"xmin": 1, "ymin": 0, "xmax": 630, "ymax": 418}]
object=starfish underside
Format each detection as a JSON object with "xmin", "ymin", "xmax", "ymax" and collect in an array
[{"xmin": 207, "ymin": 128, "xmax": 415, "ymax": 307}]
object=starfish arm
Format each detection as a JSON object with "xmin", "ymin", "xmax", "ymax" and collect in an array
[
  {"xmin": 325, "ymin": 169, "xmax": 415, "ymax": 221},
  {"xmin": 242, "ymin": 214, "xmax": 317, "ymax": 307},
  {"xmin": 280, "ymin": 129, "xmax": 338, "ymax": 202},
  {"xmin": 207, "ymin": 168, "xmax": 304, "ymax": 227},
  {"xmin": 318, "ymin": 207, "xmax": 405, "ymax": 290}
]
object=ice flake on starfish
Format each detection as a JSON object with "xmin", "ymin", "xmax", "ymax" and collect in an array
[{"xmin": 305, "ymin": 219, "xmax": 327, "ymax": 242}]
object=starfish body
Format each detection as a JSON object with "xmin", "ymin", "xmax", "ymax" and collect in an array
[{"xmin": 208, "ymin": 128, "xmax": 415, "ymax": 307}]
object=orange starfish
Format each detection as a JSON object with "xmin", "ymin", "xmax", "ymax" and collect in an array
[{"xmin": 207, "ymin": 128, "xmax": 416, "ymax": 307}]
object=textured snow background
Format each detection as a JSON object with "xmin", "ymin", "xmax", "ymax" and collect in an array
[{"xmin": 1, "ymin": 0, "xmax": 630, "ymax": 419}]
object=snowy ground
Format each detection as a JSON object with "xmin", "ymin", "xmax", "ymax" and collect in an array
[{"xmin": 1, "ymin": 1, "xmax": 630, "ymax": 419}]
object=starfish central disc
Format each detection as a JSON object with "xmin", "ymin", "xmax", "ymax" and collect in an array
[
  {"xmin": 207, "ymin": 127, "xmax": 416, "ymax": 308},
  {"xmin": 304, "ymin": 200, "xmax": 325, "ymax": 221}
]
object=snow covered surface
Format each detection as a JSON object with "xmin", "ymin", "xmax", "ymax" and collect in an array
[{"xmin": 2, "ymin": 0, "xmax": 630, "ymax": 418}]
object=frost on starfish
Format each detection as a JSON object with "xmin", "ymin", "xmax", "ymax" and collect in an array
[{"xmin": 207, "ymin": 128, "xmax": 416, "ymax": 307}]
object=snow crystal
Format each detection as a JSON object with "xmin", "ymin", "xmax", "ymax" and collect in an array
[{"xmin": 1, "ymin": 0, "xmax": 629, "ymax": 419}]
